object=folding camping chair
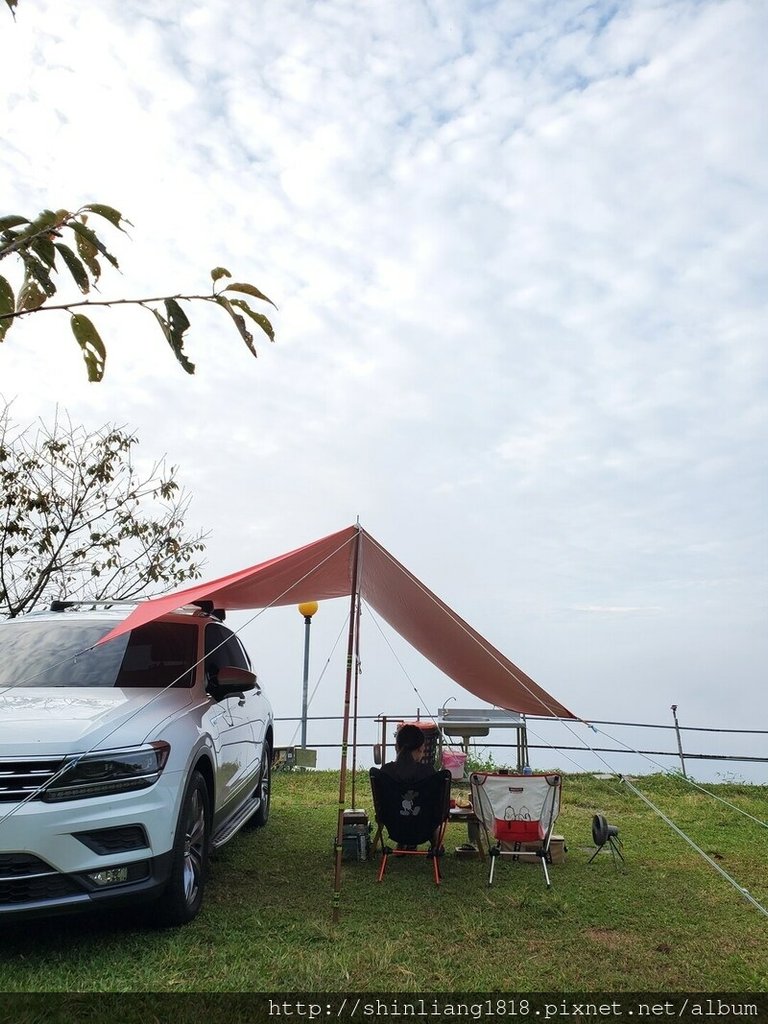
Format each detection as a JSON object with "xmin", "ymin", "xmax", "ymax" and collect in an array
[
  {"xmin": 369, "ymin": 768, "xmax": 452, "ymax": 885},
  {"xmin": 469, "ymin": 772, "xmax": 562, "ymax": 888}
]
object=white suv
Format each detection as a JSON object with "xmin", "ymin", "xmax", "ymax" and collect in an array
[{"xmin": 0, "ymin": 602, "xmax": 273, "ymax": 927}]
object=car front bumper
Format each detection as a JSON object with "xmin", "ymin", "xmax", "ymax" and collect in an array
[{"xmin": 0, "ymin": 771, "xmax": 184, "ymax": 920}]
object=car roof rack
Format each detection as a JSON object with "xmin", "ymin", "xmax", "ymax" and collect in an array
[
  {"xmin": 49, "ymin": 599, "xmax": 138, "ymax": 612},
  {"xmin": 48, "ymin": 598, "xmax": 226, "ymax": 622},
  {"xmin": 191, "ymin": 600, "xmax": 226, "ymax": 621}
]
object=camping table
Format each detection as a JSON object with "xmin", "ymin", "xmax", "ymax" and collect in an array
[{"xmin": 448, "ymin": 805, "xmax": 486, "ymax": 860}]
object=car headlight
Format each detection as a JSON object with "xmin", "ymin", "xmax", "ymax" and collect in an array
[{"xmin": 41, "ymin": 742, "xmax": 171, "ymax": 802}]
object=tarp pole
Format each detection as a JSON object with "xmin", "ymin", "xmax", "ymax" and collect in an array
[
  {"xmin": 350, "ymin": 587, "xmax": 363, "ymax": 808},
  {"xmin": 332, "ymin": 526, "xmax": 361, "ymax": 923}
]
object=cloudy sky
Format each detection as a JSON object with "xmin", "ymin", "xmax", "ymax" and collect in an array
[{"xmin": 1, "ymin": 0, "xmax": 766, "ymax": 781}]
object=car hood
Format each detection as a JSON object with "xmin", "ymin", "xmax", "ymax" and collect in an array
[{"xmin": 0, "ymin": 688, "xmax": 194, "ymax": 756}]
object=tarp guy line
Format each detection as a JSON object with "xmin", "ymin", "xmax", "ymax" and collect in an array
[
  {"xmin": 363, "ymin": 601, "xmax": 440, "ymax": 731},
  {"xmin": 1, "ymin": 574, "xmax": 321, "ymax": 828},
  {"xmin": 518, "ymin": 715, "xmax": 768, "ymax": 919},
  {"xmin": 590, "ymin": 723, "xmax": 768, "ymax": 830},
  {"xmin": 621, "ymin": 777, "xmax": 768, "ymax": 919},
  {"xmin": 521, "ymin": 713, "xmax": 768, "ymax": 920},
  {"xmin": 507, "ymin": 716, "xmax": 765, "ymax": 909},
  {"xmin": 0, "ymin": 623, "xmax": 254, "ymax": 830},
  {"xmin": 362, "ymin": 531, "xmax": 570, "ymax": 719},
  {"xmin": 93, "ymin": 524, "xmax": 574, "ymax": 720},
  {"xmin": 96, "ymin": 526, "xmax": 359, "ymax": 645},
  {"xmin": 285, "ymin": 612, "xmax": 350, "ymax": 748},
  {"xmin": 468, "ymin": 700, "xmax": 621, "ymax": 778},
  {"xmin": 519, "ymin": 720, "xmax": 627, "ymax": 795}
]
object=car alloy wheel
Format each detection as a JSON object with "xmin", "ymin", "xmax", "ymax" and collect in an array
[
  {"xmin": 252, "ymin": 745, "xmax": 271, "ymax": 828},
  {"xmin": 181, "ymin": 784, "xmax": 207, "ymax": 904},
  {"xmin": 154, "ymin": 769, "xmax": 210, "ymax": 927}
]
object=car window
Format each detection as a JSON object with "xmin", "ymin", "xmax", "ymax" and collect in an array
[
  {"xmin": 204, "ymin": 623, "xmax": 250, "ymax": 675},
  {"xmin": 116, "ymin": 621, "xmax": 198, "ymax": 688},
  {"xmin": 0, "ymin": 619, "xmax": 198, "ymax": 688}
]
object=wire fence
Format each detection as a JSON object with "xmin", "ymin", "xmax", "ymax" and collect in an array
[{"xmin": 273, "ymin": 712, "xmax": 768, "ymax": 778}]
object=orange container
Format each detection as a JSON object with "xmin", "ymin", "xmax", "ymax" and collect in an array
[{"xmin": 397, "ymin": 720, "xmax": 439, "ymax": 768}]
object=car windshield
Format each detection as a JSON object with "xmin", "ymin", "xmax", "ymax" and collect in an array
[{"xmin": 0, "ymin": 619, "xmax": 198, "ymax": 688}]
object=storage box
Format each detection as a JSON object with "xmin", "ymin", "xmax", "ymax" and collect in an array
[
  {"xmin": 500, "ymin": 835, "xmax": 567, "ymax": 864},
  {"xmin": 548, "ymin": 835, "xmax": 567, "ymax": 864},
  {"xmin": 441, "ymin": 748, "xmax": 468, "ymax": 780},
  {"xmin": 340, "ymin": 808, "xmax": 371, "ymax": 862}
]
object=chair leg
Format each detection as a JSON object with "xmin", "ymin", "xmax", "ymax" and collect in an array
[
  {"xmin": 430, "ymin": 846, "xmax": 445, "ymax": 885},
  {"xmin": 488, "ymin": 847, "xmax": 499, "ymax": 885},
  {"xmin": 377, "ymin": 851, "xmax": 389, "ymax": 882},
  {"xmin": 540, "ymin": 854, "xmax": 551, "ymax": 888}
]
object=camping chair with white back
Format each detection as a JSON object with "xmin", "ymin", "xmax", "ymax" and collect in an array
[
  {"xmin": 470, "ymin": 772, "xmax": 562, "ymax": 888},
  {"xmin": 369, "ymin": 768, "xmax": 452, "ymax": 885}
]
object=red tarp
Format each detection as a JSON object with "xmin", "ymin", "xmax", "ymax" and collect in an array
[{"xmin": 98, "ymin": 524, "xmax": 575, "ymax": 719}]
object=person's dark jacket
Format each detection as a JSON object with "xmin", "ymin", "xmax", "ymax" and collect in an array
[{"xmin": 381, "ymin": 754, "xmax": 435, "ymax": 784}]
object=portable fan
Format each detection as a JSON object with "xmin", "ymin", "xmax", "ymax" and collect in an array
[{"xmin": 588, "ymin": 813, "xmax": 625, "ymax": 868}]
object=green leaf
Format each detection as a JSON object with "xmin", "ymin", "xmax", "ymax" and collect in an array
[
  {"xmin": 71, "ymin": 226, "xmax": 101, "ymax": 281},
  {"xmin": 229, "ymin": 298, "xmax": 275, "ymax": 343},
  {"xmin": 54, "ymin": 242, "xmax": 90, "ymax": 294},
  {"xmin": 0, "ymin": 275, "xmax": 14, "ymax": 342},
  {"xmin": 211, "ymin": 266, "xmax": 232, "ymax": 283},
  {"xmin": 223, "ymin": 281, "xmax": 277, "ymax": 309},
  {"xmin": 164, "ymin": 298, "xmax": 194, "ymax": 373},
  {"xmin": 9, "ymin": 209, "xmax": 61, "ymax": 247},
  {"xmin": 70, "ymin": 220, "xmax": 119, "ymax": 271},
  {"xmin": 16, "ymin": 277, "xmax": 47, "ymax": 312},
  {"xmin": 70, "ymin": 313, "xmax": 106, "ymax": 382},
  {"xmin": 152, "ymin": 305, "xmax": 195, "ymax": 374},
  {"xmin": 30, "ymin": 209, "xmax": 60, "ymax": 232},
  {"xmin": 0, "ymin": 214, "xmax": 28, "ymax": 231},
  {"xmin": 81, "ymin": 204, "xmax": 130, "ymax": 231},
  {"xmin": 215, "ymin": 295, "xmax": 256, "ymax": 357},
  {"xmin": 31, "ymin": 235, "xmax": 56, "ymax": 268},
  {"xmin": 165, "ymin": 297, "xmax": 190, "ymax": 336},
  {"xmin": 0, "ymin": 274, "xmax": 14, "ymax": 311},
  {"xmin": 22, "ymin": 255, "xmax": 56, "ymax": 298}
]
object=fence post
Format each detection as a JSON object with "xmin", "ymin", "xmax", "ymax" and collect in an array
[{"xmin": 670, "ymin": 705, "xmax": 687, "ymax": 778}]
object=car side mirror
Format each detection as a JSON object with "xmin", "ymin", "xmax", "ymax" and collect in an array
[{"xmin": 209, "ymin": 665, "xmax": 257, "ymax": 696}]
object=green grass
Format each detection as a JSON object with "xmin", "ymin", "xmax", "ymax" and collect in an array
[{"xmin": 0, "ymin": 771, "xmax": 766, "ymax": 994}]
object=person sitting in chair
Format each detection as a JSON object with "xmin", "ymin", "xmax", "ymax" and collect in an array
[
  {"xmin": 381, "ymin": 724, "xmax": 441, "ymax": 850},
  {"xmin": 382, "ymin": 724, "xmax": 435, "ymax": 783}
]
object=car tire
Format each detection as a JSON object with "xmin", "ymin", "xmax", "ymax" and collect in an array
[
  {"xmin": 251, "ymin": 744, "xmax": 271, "ymax": 828},
  {"xmin": 153, "ymin": 769, "xmax": 210, "ymax": 927}
]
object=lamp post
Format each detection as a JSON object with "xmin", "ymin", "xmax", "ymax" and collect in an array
[{"xmin": 297, "ymin": 601, "xmax": 319, "ymax": 748}]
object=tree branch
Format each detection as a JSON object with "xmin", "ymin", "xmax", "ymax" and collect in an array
[{"xmin": 0, "ymin": 292, "xmax": 221, "ymax": 322}]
